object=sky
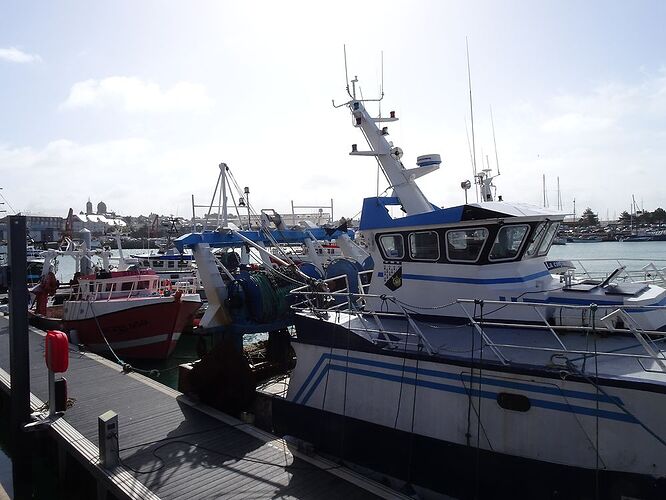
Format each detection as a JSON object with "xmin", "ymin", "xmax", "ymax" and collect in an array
[{"xmin": 1, "ymin": 0, "xmax": 666, "ymax": 222}]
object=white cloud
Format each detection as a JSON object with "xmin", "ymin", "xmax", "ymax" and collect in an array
[
  {"xmin": 60, "ymin": 77, "xmax": 213, "ymax": 112},
  {"xmin": 0, "ymin": 47, "xmax": 42, "ymax": 63}
]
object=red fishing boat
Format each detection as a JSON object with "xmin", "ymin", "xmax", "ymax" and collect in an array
[{"xmin": 32, "ymin": 266, "xmax": 202, "ymax": 359}]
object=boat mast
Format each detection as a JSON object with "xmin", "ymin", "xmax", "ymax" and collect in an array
[
  {"xmin": 334, "ymin": 48, "xmax": 438, "ymax": 216},
  {"xmin": 220, "ymin": 163, "xmax": 228, "ymax": 227},
  {"xmin": 346, "ymin": 99, "xmax": 437, "ymax": 215}
]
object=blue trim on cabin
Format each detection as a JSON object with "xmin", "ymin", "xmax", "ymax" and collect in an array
[
  {"xmin": 293, "ymin": 353, "xmax": 636, "ymax": 423},
  {"xmin": 358, "ymin": 197, "xmax": 464, "ymax": 231},
  {"xmin": 376, "ymin": 269, "xmax": 551, "ymax": 285}
]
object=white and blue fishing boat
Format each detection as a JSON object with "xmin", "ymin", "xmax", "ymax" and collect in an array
[{"xmin": 265, "ymin": 82, "xmax": 666, "ymax": 499}]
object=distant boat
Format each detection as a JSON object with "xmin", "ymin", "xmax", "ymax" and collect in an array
[
  {"xmin": 568, "ymin": 235, "xmax": 603, "ymax": 243},
  {"xmin": 621, "ymin": 235, "xmax": 653, "ymax": 242},
  {"xmin": 551, "ymin": 236, "xmax": 567, "ymax": 245}
]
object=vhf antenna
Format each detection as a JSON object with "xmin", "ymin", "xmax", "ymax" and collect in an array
[
  {"xmin": 490, "ymin": 105, "xmax": 501, "ymax": 176},
  {"xmin": 333, "ymin": 45, "xmax": 385, "ymax": 108},
  {"xmin": 344, "ymin": 44, "xmax": 350, "ymax": 96},
  {"xmin": 380, "ymin": 50, "xmax": 385, "ymax": 99},
  {"xmin": 466, "ymin": 37, "xmax": 479, "ymax": 203}
]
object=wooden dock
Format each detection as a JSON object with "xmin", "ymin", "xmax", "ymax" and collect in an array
[{"xmin": 0, "ymin": 316, "xmax": 405, "ymax": 499}]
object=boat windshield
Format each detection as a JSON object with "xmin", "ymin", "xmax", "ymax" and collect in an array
[
  {"xmin": 446, "ymin": 228, "xmax": 488, "ymax": 262},
  {"xmin": 489, "ymin": 225, "xmax": 529, "ymax": 261},
  {"xmin": 525, "ymin": 222, "xmax": 548, "ymax": 257},
  {"xmin": 537, "ymin": 222, "xmax": 560, "ymax": 256}
]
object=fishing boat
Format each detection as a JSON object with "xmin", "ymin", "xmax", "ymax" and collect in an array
[
  {"xmin": 131, "ymin": 247, "xmax": 196, "ymax": 280},
  {"xmin": 131, "ymin": 217, "xmax": 198, "ymax": 281},
  {"xmin": 568, "ymin": 235, "xmax": 603, "ymax": 243},
  {"xmin": 30, "ymin": 248, "xmax": 202, "ymax": 359},
  {"xmin": 259, "ymin": 82, "xmax": 666, "ymax": 499}
]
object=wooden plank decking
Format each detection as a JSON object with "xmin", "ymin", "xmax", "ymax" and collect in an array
[{"xmin": 0, "ymin": 316, "xmax": 404, "ymax": 499}]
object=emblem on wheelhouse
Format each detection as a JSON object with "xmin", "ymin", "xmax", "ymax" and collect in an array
[{"xmin": 273, "ymin": 73, "xmax": 666, "ymax": 499}]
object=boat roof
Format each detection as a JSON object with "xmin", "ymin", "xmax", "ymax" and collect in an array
[{"xmin": 358, "ymin": 197, "xmax": 567, "ymax": 231}]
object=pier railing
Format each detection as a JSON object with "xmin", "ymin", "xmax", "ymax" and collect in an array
[{"xmin": 290, "ymin": 275, "xmax": 666, "ymax": 373}]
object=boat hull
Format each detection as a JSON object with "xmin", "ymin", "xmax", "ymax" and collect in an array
[
  {"xmin": 276, "ymin": 315, "xmax": 666, "ymax": 499},
  {"xmin": 48, "ymin": 297, "xmax": 201, "ymax": 359},
  {"xmin": 273, "ymin": 398, "xmax": 664, "ymax": 500}
]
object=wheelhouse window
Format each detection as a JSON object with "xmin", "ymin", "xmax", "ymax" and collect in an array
[
  {"xmin": 379, "ymin": 234, "xmax": 405, "ymax": 260},
  {"xmin": 445, "ymin": 228, "xmax": 488, "ymax": 262},
  {"xmin": 409, "ymin": 231, "xmax": 440, "ymax": 261},
  {"xmin": 537, "ymin": 222, "xmax": 560, "ymax": 256},
  {"xmin": 152, "ymin": 260, "xmax": 164, "ymax": 268},
  {"xmin": 525, "ymin": 222, "xmax": 548, "ymax": 258},
  {"xmin": 489, "ymin": 225, "xmax": 529, "ymax": 261}
]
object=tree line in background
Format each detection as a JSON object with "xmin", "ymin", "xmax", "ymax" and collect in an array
[{"xmin": 576, "ymin": 207, "xmax": 666, "ymax": 227}]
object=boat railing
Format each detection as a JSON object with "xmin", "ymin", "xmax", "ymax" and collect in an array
[
  {"xmin": 455, "ymin": 298, "xmax": 666, "ymax": 372},
  {"xmin": 166, "ymin": 277, "xmax": 200, "ymax": 295},
  {"xmin": 567, "ymin": 258, "xmax": 666, "ymax": 286},
  {"xmin": 290, "ymin": 272, "xmax": 438, "ymax": 354},
  {"xmin": 290, "ymin": 282, "xmax": 666, "ymax": 372}
]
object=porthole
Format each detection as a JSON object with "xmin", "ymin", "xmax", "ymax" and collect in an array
[{"xmin": 497, "ymin": 392, "xmax": 531, "ymax": 412}]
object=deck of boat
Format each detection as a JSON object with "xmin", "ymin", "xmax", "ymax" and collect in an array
[{"xmin": 301, "ymin": 310, "xmax": 666, "ymax": 385}]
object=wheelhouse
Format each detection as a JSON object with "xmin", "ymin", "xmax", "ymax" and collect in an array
[
  {"xmin": 76, "ymin": 269, "xmax": 161, "ymax": 300},
  {"xmin": 375, "ymin": 219, "xmax": 561, "ymax": 265}
]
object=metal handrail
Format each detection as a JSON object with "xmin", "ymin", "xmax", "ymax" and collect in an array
[
  {"xmin": 566, "ymin": 258, "xmax": 666, "ymax": 285},
  {"xmin": 290, "ymin": 279, "xmax": 666, "ymax": 372}
]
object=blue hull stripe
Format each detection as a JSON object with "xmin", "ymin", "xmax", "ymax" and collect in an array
[
  {"xmin": 294, "ymin": 353, "xmax": 635, "ymax": 423},
  {"xmin": 376, "ymin": 270, "xmax": 551, "ymax": 285}
]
